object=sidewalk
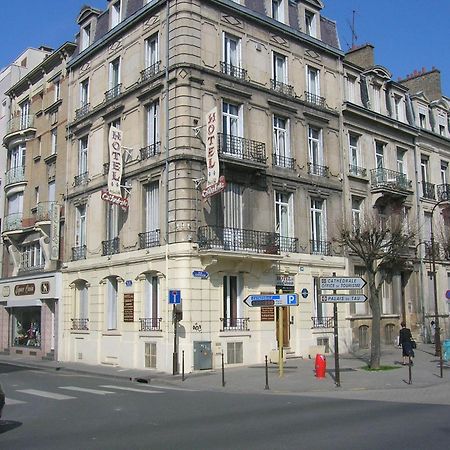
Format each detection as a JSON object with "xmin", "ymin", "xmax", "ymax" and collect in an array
[{"xmin": 1, "ymin": 344, "xmax": 449, "ymax": 396}]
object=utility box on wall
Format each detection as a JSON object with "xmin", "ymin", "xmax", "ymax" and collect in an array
[{"xmin": 193, "ymin": 341, "xmax": 212, "ymax": 370}]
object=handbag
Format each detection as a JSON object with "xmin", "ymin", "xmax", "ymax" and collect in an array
[{"xmin": 411, "ymin": 340, "xmax": 417, "ymax": 349}]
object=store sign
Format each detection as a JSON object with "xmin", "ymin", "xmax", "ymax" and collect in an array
[
  {"xmin": 205, "ymin": 106, "xmax": 219, "ymax": 186},
  {"xmin": 50, "ymin": 203, "xmax": 60, "ymax": 260},
  {"xmin": 201, "ymin": 175, "xmax": 226, "ymax": 200},
  {"xmin": 276, "ymin": 275, "xmax": 295, "ymax": 289},
  {"xmin": 101, "ymin": 189, "xmax": 129, "ymax": 209},
  {"xmin": 260, "ymin": 306, "xmax": 275, "ymax": 321},
  {"xmin": 14, "ymin": 284, "xmax": 35, "ymax": 296},
  {"xmin": 123, "ymin": 293, "xmax": 134, "ymax": 322},
  {"xmin": 108, "ymin": 126, "xmax": 123, "ymax": 195}
]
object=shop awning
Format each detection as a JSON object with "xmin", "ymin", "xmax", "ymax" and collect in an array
[{"xmin": 6, "ymin": 299, "xmax": 42, "ymax": 308}]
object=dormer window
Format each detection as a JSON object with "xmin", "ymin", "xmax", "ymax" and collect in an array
[
  {"xmin": 305, "ymin": 10, "xmax": 316, "ymax": 37},
  {"xmin": 81, "ymin": 23, "xmax": 91, "ymax": 51},
  {"xmin": 111, "ymin": 0, "xmax": 122, "ymax": 28},
  {"xmin": 394, "ymin": 95, "xmax": 404, "ymax": 122},
  {"xmin": 272, "ymin": 0, "xmax": 285, "ymax": 23},
  {"xmin": 418, "ymin": 107, "xmax": 427, "ymax": 129}
]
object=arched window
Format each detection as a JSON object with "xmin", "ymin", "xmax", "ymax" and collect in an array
[
  {"xmin": 71, "ymin": 280, "xmax": 89, "ymax": 330},
  {"xmin": 359, "ymin": 325, "xmax": 369, "ymax": 349},
  {"xmin": 384, "ymin": 323, "xmax": 396, "ymax": 345}
]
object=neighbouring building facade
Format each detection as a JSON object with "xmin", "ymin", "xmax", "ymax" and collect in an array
[{"xmin": 1, "ymin": 0, "xmax": 449, "ymax": 373}]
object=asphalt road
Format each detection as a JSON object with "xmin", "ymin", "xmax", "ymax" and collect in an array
[{"xmin": 1, "ymin": 363, "xmax": 449, "ymax": 450}]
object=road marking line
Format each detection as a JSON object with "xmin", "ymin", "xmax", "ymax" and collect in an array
[
  {"xmin": 59, "ymin": 386, "xmax": 115, "ymax": 395},
  {"xmin": 16, "ymin": 389, "xmax": 76, "ymax": 400},
  {"xmin": 99, "ymin": 385, "xmax": 163, "ymax": 394},
  {"xmin": 147, "ymin": 384, "xmax": 197, "ymax": 392},
  {"xmin": 5, "ymin": 397, "xmax": 26, "ymax": 405}
]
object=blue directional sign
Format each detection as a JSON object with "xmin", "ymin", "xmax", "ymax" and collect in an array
[
  {"xmin": 192, "ymin": 270, "xmax": 209, "ymax": 279},
  {"xmin": 168, "ymin": 289, "xmax": 181, "ymax": 305},
  {"xmin": 244, "ymin": 293, "xmax": 299, "ymax": 307}
]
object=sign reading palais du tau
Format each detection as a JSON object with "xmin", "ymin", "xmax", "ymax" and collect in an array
[
  {"xmin": 202, "ymin": 107, "xmax": 226, "ymax": 200},
  {"xmin": 101, "ymin": 126, "xmax": 129, "ymax": 209}
]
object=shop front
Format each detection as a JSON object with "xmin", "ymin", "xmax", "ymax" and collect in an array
[{"xmin": 0, "ymin": 273, "xmax": 61, "ymax": 359}]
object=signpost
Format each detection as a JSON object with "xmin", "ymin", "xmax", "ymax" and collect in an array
[
  {"xmin": 168, "ymin": 289, "xmax": 182, "ymax": 375},
  {"xmin": 319, "ymin": 277, "xmax": 366, "ymax": 290},
  {"xmin": 321, "ymin": 294, "xmax": 367, "ymax": 303}
]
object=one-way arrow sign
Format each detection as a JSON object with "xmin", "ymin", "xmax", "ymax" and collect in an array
[
  {"xmin": 321, "ymin": 294, "xmax": 367, "ymax": 303},
  {"xmin": 319, "ymin": 277, "xmax": 366, "ymax": 290},
  {"xmin": 244, "ymin": 293, "xmax": 299, "ymax": 307}
]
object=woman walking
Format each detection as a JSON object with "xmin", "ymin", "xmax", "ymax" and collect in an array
[{"xmin": 399, "ymin": 321, "xmax": 414, "ymax": 365}]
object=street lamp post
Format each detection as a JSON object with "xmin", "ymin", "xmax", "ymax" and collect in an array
[{"xmin": 430, "ymin": 199, "xmax": 446, "ymax": 378}]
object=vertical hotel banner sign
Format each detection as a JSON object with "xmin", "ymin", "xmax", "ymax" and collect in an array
[{"xmin": 202, "ymin": 107, "xmax": 226, "ymax": 199}]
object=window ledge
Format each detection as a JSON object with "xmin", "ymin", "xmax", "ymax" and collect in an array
[{"xmin": 102, "ymin": 331, "xmax": 122, "ymax": 336}]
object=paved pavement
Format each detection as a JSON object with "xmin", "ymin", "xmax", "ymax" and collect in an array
[{"xmin": 1, "ymin": 344, "xmax": 449, "ymax": 400}]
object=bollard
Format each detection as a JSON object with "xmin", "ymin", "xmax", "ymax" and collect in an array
[
  {"xmin": 315, "ymin": 354, "xmax": 326, "ymax": 379},
  {"xmin": 221, "ymin": 352, "xmax": 225, "ymax": 387},
  {"xmin": 408, "ymin": 355, "xmax": 412, "ymax": 384},
  {"xmin": 182, "ymin": 350, "xmax": 185, "ymax": 382},
  {"xmin": 265, "ymin": 355, "xmax": 270, "ymax": 390}
]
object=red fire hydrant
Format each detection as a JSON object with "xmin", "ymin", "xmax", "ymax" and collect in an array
[{"xmin": 315, "ymin": 354, "xmax": 326, "ymax": 378}]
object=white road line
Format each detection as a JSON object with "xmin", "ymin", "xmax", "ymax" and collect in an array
[
  {"xmin": 99, "ymin": 385, "xmax": 164, "ymax": 394},
  {"xmin": 5, "ymin": 397, "xmax": 27, "ymax": 405},
  {"xmin": 16, "ymin": 389, "xmax": 76, "ymax": 400},
  {"xmin": 148, "ymin": 384, "xmax": 197, "ymax": 392},
  {"xmin": 59, "ymin": 386, "xmax": 115, "ymax": 395}
]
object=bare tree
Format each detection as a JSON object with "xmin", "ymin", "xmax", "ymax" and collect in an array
[{"xmin": 335, "ymin": 210, "xmax": 415, "ymax": 369}]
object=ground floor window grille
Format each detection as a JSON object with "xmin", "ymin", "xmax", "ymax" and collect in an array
[
  {"xmin": 145, "ymin": 342, "xmax": 157, "ymax": 368},
  {"xmin": 316, "ymin": 337, "xmax": 330, "ymax": 353},
  {"xmin": 227, "ymin": 342, "xmax": 243, "ymax": 364}
]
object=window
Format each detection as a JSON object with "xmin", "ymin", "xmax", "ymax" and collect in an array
[
  {"xmin": 359, "ymin": 325, "xmax": 369, "ymax": 349},
  {"xmin": 12, "ymin": 307, "xmax": 41, "ymax": 347},
  {"xmin": 351, "ymin": 197, "xmax": 362, "ymax": 232},
  {"xmin": 76, "ymin": 281, "xmax": 89, "ymax": 322},
  {"xmin": 35, "ymin": 187, "xmax": 40, "ymax": 205},
  {"xmin": 222, "ymin": 182, "xmax": 243, "ymax": 250},
  {"xmin": 106, "ymin": 204, "xmax": 120, "ymax": 242},
  {"xmin": 307, "ymin": 66, "xmax": 320, "ymax": 96},
  {"xmin": 111, "ymin": 0, "xmax": 122, "ymax": 28},
  {"xmin": 305, "ymin": 10, "xmax": 316, "ymax": 37},
  {"xmin": 375, "ymin": 142, "xmax": 384, "ymax": 169},
  {"xmin": 421, "ymin": 157, "xmax": 429, "ymax": 185},
  {"xmin": 227, "ymin": 342, "xmax": 243, "ymax": 364},
  {"xmin": 348, "ymin": 133, "xmax": 360, "ymax": 174},
  {"xmin": 10, "ymin": 143, "xmax": 26, "ymax": 170},
  {"xmin": 80, "ymin": 23, "xmax": 91, "ymax": 51},
  {"xmin": 310, "ymin": 199, "xmax": 326, "ymax": 254},
  {"xmin": 418, "ymin": 107, "xmax": 427, "ymax": 128},
  {"xmin": 350, "ymin": 267, "xmax": 369, "ymax": 316},
  {"xmin": 396, "ymin": 148, "xmax": 406, "ymax": 175},
  {"xmin": 48, "ymin": 180, "xmax": 55, "ymax": 203},
  {"xmin": 146, "ymin": 101, "xmax": 159, "ymax": 147},
  {"xmin": 372, "ymin": 84, "xmax": 381, "ymax": 112},
  {"xmin": 438, "ymin": 113, "xmax": 447, "ymax": 136},
  {"xmin": 394, "ymin": 95, "xmax": 404, "ymax": 121},
  {"xmin": 78, "ymin": 136, "xmax": 88, "ymax": 176},
  {"xmin": 275, "ymin": 191, "xmax": 293, "ymax": 238},
  {"xmin": 144, "ymin": 182, "xmax": 160, "ymax": 246},
  {"xmin": 273, "ymin": 115, "xmax": 290, "ymax": 167},
  {"xmin": 272, "ymin": 0, "xmax": 285, "ymax": 22},
  {"xmin": 106, "ymin": 277, "xmax": 118, "ymax": 330},
  {"xmin": 381, "ymin": 280, "xmax": 393, "ymax": 315},
  {"xmin": 145, "ymin": 342, "xmax": 157, "ymax": 368},
  {"xmin": 223, "ymin": 275, "xmax": 243, "ymax": 328},
  {"xmin": 8, "ymin": 192, "xmax": 23, "ymax": 216},
  {"xmin": 313, "ymin": 277, "xmax": 326, "ymax": 324},
  {"xmin": 346, "ymin": 75, "xmax": 356, "ymax": 103},
  {"xmin": 222, "ymin": 33, "xmax": 242, "ymax": 77},
  {"xmin": 273, "ymin": 52, "xmax": 287, "ymax": 85},
  {"xmin": 51, "ymin": 128, "xmax": 57, "ymax": 155},
  {"xmin": 308, "ymin": 126, "xmax": 323, "ymax": 175},
  {"xmin": 441, "ymin": 161, "xmax": 448, "ymax": 185},
  {"xmin": 21, "ymin": 241, "xmax": 45, "ymax": 270},
  {"xmin": 54, "ymin": 78, "xmax": 61, "ymax": 102},
  {"xmin": 143, "ymin": 275, "xmax": 159, "ymax": 328},
  {"xmin": 80, "ymin": 79, "xmax": 89, "ymax": 107},
  {"xmin": 75, "ymin": 204, "xmax": 87, "ymax": 249},
  {"xmin": 145, "ymin": 34, "xmax": 159, "ymax": 70},
  {"xmin": 222, "ymin": 101, "xmax": 242, "ymax": 156},
  {"xmin": 20, "ymin": 100, "xmax": 30, "ymax": 129},
  {"xmin": 109, "ymin": 58, "xmax": 121, "ymax": 90}
]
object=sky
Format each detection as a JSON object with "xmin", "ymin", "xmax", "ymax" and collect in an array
[{"xmin": 0, "ymin": 0, "xmax": 449, "ymax": 93}]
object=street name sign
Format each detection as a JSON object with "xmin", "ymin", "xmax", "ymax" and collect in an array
[
  {"xmin": 244, "ymin": 293, "xmax": 299, "ymax": 307},
  {"xmin": 319, "ymin": 277, "xmax": 366, "ymax": 290},
  {"xmin": 321, "ymin": 294, "xmax": 367, "ymax": 303}
]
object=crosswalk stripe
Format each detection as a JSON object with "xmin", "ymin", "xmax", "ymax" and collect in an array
[
  {"xmin": 5, "ymin": 397, "xmax": 27, "ymax": 405},
  {"xmin": 16, "ymin": 389, "xmax": 76, "ymax": 400},
  {"xmin": 59, "ymin": 386, "xmax": 115, "ymax": 395},
  {"xmin": 99, "ymin": 385, "xmax": 164, "ymax": 394}
]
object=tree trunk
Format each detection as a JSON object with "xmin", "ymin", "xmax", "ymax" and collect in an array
[{"xmin": 367, "ymin": 270, "xmax": 381, "ymax": 369}]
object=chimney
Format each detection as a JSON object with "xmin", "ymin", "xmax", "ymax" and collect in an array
[
  {"xmin": 399, "ymin": 68, "xmax": 442, "ymax": 101},
  {"xmin": 345, "ymin": 44, "xmax": 375, "ymax": 69}
]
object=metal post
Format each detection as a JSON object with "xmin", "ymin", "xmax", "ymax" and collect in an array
[
  {"xmin": 221, "ymin": 352, "xmax": 225, "ymax": 387},
  {"xmin": 278, "ymin": 307, "xmax": 284, "ymax": 377},
  {"xmin": 265, "ymin": 355, "xmax": 270, "ymax": 390},
  {"xmin": 182, "ymin": 350, "xmax": 185, "ymax": 381},
  {"xmin": 408, "ymin": 355, "xmax": 412, "ymax": 384},
  {"xmin": 332, "ymin": 272, "xmax": 340, "ymax": 387},
  {"xmin": 172, "ymin": 305, "xmax": 178, "ymax": 375}
]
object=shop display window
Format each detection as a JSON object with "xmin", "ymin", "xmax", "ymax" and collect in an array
[{"xmin": 12, "ymin": 307, "xmax": 41, "ymax": 347}]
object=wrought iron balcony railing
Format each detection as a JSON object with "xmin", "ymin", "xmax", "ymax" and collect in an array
[
  {"xmin": 310, "ymin": 239, "xmax": 331, "ymax": 256},
  {"xmin": 102, "ymin": 237, "xmax": 120, "ymax": 256},
  {"xmin": 5, "ymin": 166, "xmax": 26, "ymax": 186},
  {"xmin": 437, "ymin": 184, "xmax": 450, "ymax": 202},
  {"xmin": 71, "ymin": 318, "xmax": 89, "ymax": 331},
  {"xmin": 311, "ymin": 316, "xmax": 334, "ymax": 328},
  {"xmin": 72, "ymin": 245, "xmax": 87, "ymax": 261},
  {"xmin": 218, "ymin": 133, "xmax": 266, "ymax": 164},
  {"xmin": 220, "ymin": 317, "xmax": 249, "ymax": 331},
  {"xmin": 3, "ymin": 213, "xmax": 23, "ymax": 232},
  {"xmin": 422, "ymin": 181, "xmax": 436, "ymax": 200},
  {"xmin": 35, "ymin": 202, "xmax": 56, "ymax": 222},
  {"xmin": 75, "ymin": 103, "xmax": 90, "ymax": 120},
  {"xmin": 220, "ymin": 62, "xmax": 247, "ymax": 81},
  {"xmin": 370, "ymin": 168, "xmax": 412, "ymax": 191},
  {"xmin": 308, "ymin": 163, "xmax": 329, "ymax": 177},
  {"xmin": 270, "ymin": 79, "xmax": 295, "ymax": 97},
  {"xmin": 139, "ymin": 317, "xmax": 162, "ymax": 332},
  {"xmin": 138, "ymin": 230, "xmax": 161, "ymax": 249},
  {"xmin": 104, "ymin": 84, "xmax": 122, "ymax": 102},
  {"xmin": 272, "ymin": 153, "xmax": 296, "ymax": 170},
  {"xmin": 74, "ymin": 171, "xmax": 89, "ymax": 187},
  {"xmin": 304, "ymin": 91, "xmax": 326, "ymax": 107},
  {"xmin": 198, "ymin": 226, "xmax": 280, "ymax": 254},
  {"xmin": 279, "ymin": 236, "xmax": 299, "ymax": 253},
  {"xmin": 6, "ymin": 114, "xmax": 34, "ymax": 134},
  {"xmin": 140, "ymin": 61, "xmax": 161, "ymax": 82},
  {"xmin": 348, "ymin": 164, "xmax": 367, "ymax": 177},
  {"xmin": 140, "ymin": 142, "xmax": 161, "ymax": 160}
]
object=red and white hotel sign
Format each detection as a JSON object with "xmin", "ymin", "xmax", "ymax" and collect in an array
[
  {"xmin": 101, "ymin": 189, "xmax": 129, "ymax": 209},
  {"xmin": 201, "ymin": 175, "xmax": 226, "ymax": 200}
]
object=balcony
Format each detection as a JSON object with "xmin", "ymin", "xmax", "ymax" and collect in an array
[
  {"xmin": 35, "ymin": 202, "xmax": 56, "ymax": 222},
  {"xmin": 437, "ymin": 184, "xmax": 450, "ymax": 202},
  {"xmin": 220, "ymin": 317, "xmax": 249, "ymax": 331},
  {"xmin": 140, "ymin": 142, "xmax": 161, "ymax": 161},
  {"xmin": 310, "ymin": 240, "xmax": 331, "ymax": 256},
  {"xmin": 198, "ymin": 226, "xmax": 280, "ymax": 255},
  {"xmin": 6, "ymin": 114, "xmax": 35, "ymax": 134},
  {"xmin": 348, "ymin": 164, "xmax": 367, "ymax": 178},
  {"xmin": 75, "ymin": 103, "xmax": 90, "ymax": 120},
  {"xmin": 422, "ymin": 181, "xmax": 436, "ymax": 200},
  {"xmin": 72, "ymin": 245, "xmax": 87, "ymax": 261},
  {"xmin": 138, "ymin": 230, "xmax": 161, "ymax": 249},
  {"xmin": 311, "ymin": 316, "xmax": 334, "ymax": 328},
  {"xmin": 139, "ymin": 317, "xmax": 162, "ymax": 332},
  {"xmin": 104, "ymin": 84, "xmax": 122, "ymax": 102},
  {"xmin": 279, "ymin": 236, "xmax": 299, "ymax": 253},
  {"xmin": 272, "ymin": 153, "xmax": 296, "ymax": 170},
  {"xmin": 218, "ymin": 133, "xmax": 266, "ymax": 164},
  {"xmin": 370, "ymin": 168, "xmax": 412, "ymax": 194},
  {"xmin": 5, "ymin": 166, "xmax": 26, "ymax": 187},
  {"xmin": 304, "ymin": 91, "xmax": 326, "ymax": 108},
  {"xmin": 102, "ymin": 237, "xmax": 120, "ymax": 256},
  {"xmin": 308, "ymin": 163, "xmax": 329, "ymax": 177},
  {"xmin": 71, "ymin": 318, "xmax": 89, "ymax": 331},
  {"xmin": 3, "ymin": 213, "xmax": 23, "ymax": 232},
  {"xmin": 220, "ymin": 62, "xmax": 247, "ymax": 81},
  {"xmin": 270, "ymin": 79, "xmax": 295, "ymax": 97},
  {"xmin": 140, "ymin": 62, "xmax": 161, "ymax": 82},
  {"xmin": 74, "ymin": 171, "xmax": 89, "ymax": 187}
]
